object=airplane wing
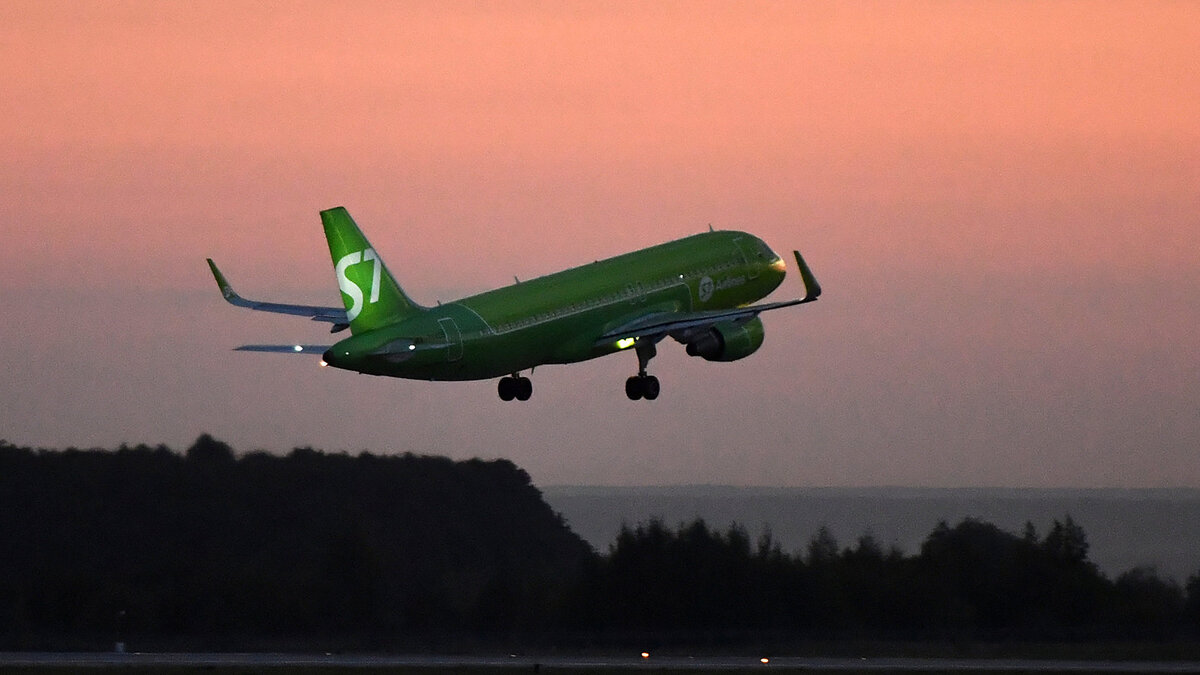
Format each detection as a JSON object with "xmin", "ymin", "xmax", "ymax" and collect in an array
[
  {"xmin": 597, "ymin": 249, "xmax": 821, "ymax": 343},
  {"xmin": 206, "ymin": 259, "xmax": 350, "ymax": 332}
]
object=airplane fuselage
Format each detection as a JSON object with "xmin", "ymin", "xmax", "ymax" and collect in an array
[{"xmin": 323, "ymin": 230, "xmax": 786, "ymax": 380}]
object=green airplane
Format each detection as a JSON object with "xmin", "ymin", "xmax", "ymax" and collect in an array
[{"xmin": 207, "ymin": 207, "xmax": 821, "ymax": 401}]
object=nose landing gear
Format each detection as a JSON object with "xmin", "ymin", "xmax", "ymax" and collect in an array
[{"xmin": 498, "ymin": 374, "xmax": 532, "ymax": 401}]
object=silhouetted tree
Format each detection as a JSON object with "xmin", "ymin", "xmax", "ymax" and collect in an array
[
  {"xmin": 1043, "ymin": 516, "xmax": 1090, "ymax": 565},
  {"xmin": 806, "ymin": 526, "xmax": 839, "ymax": 566},
  {"xmin": 1113, "ymin": 567, "xmax": 1184, "ymax": 635},
  {"xmin": 185, "ymin": 433, "xmax": 234, "ymax": 464},
  {"xmin": 1184, "ymin": 571, "xmax": 1200, "ymax": 629}
]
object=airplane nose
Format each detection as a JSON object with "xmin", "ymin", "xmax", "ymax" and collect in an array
[{"xmin": 322, "ymin": 349, "xmax": 336, "ymax": 366}]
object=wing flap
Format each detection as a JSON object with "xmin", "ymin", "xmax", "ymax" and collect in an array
[{"xmin": 596, "ymin": 301, "xmax": 803, "ymax": 343}]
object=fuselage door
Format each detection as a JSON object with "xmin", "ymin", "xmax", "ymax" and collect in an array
[
  {"xmin": 733, "ymin": 237, "xmax": 760, "ymax": 279},
  {"xmin": 438, "ymin": 317, "xmax": 463, "ymax": 362}
]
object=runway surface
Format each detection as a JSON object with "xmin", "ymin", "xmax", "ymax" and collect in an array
[{"xmin": 4, "ymin": 652, "xmax": 1200, "ymax": 672}]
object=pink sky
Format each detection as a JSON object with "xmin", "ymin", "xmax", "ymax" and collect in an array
[{"xmin": 1, "ymin": 2, "xmax": 1197, "ymax": 486}]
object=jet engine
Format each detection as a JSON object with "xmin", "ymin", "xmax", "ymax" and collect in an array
[{"xmin": 685, "ymin": 317, "xmax": 765, "ymax": 362}]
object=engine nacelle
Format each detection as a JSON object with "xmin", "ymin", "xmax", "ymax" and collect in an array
[{"xmin": 685, "ymin": 317, "xmax": 765, "ymax": 362}]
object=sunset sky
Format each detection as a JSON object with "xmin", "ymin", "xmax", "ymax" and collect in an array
[{"xmin": 1, "ymin": 1, "xmax": 1197, "ymax": 486}]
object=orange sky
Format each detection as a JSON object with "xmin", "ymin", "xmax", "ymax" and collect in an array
[{"xmin": 0, "ymin": 2, "xmax": 1197, "ymax": 486}]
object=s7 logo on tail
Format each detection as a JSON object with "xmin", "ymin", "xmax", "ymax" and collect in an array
[{"xmin": 335, "ymin": 248, "xmax": 381, "ymax": 321}]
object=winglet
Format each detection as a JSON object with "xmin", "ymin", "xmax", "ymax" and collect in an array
[
  {"xmin": 207, "ymin": 258, "xmax": 243, "ymax": 304},
  {"xmin": 794, "ymin": 250, "xmax": 822, "ymax": 302}
]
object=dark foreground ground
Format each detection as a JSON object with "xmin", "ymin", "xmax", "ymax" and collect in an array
[
  {"xmin": 7, "ymin": 651, "xmax": 1200, "ymax": 674},
  {"xmin": 6, "ymin": 665, "xmax": 1200, "ymax": 674}
]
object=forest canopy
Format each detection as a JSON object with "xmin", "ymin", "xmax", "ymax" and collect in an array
[{"xmin": 1, "ymin": 436, "xmax": 1198, "ymax": 650}]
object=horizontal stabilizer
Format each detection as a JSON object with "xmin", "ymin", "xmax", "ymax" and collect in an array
[
  {"xmin": 206, "ymin": 259, "xmax": 347, "ymax": 324},
  {"xmin": 234, "ymin": 344, "xmax": 332, "ymax": 354}
]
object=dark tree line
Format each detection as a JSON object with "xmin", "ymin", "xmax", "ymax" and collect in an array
[
  {"xmin": 0, "ymin": 436, "xmax": 590, "ymax": 649},
  {"xmin": 2, "ymin": 435, "xmax": 1200, "ymax": 650},
  {"xmin": 580, "ymin": 516, "xmax": 1197, "ymax": 643}
]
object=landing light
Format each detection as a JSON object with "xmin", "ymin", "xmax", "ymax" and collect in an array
[
  {"xmin": 292, "ymin": 344, "xmax": 304, "ymax": 352},
  {"xmin": 319, "ymin": 360, "xmax": 328, "ymax": 367},
  {"xmin": 616, "ymin": 337, "xmax": 636, "ymax": 350},
  {"xmin": 769, "ymin": 257, "xmax": 786, "ymax": 272},
  {"xmin": 408, "ymin": 344, "xmax": 416, "ymax": 351}
]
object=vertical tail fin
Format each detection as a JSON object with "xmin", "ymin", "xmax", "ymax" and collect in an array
[{"xmin": 321, "ymin": 207, "xmax": 424, "ymax": 333}]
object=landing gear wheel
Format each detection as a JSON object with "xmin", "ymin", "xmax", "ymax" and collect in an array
[
  {"xmin": 514, "ymin": 376, "xmax": 532, "ymax": 401},
  {"xmin": 625, "ymin": 376, "xmax": 644, "ymax": 401},
  {"xmin": 641, "ymin": 375, "xmax": 660, "ymax": 400}
]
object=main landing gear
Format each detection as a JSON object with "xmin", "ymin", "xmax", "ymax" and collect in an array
[
  {"xmin": 626, "ymin": 374, "xmax": 660, "ymax": 400},
  {"xmin": 498, "ymin": 374, "xmax": 532, "ymax": 401},
  {"xmin": 625, "ymin": 338, "xmax": 661, "ymax": 401}
]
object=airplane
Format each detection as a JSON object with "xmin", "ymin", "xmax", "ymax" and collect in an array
[{"xmin": 207, "ymin": 207, "xmax": 821, "ymax": 401}]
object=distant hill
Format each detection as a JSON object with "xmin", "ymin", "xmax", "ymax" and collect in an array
[{"xmin": 0, "ymin": 435, "xmax": 593, "ymax": 650}]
